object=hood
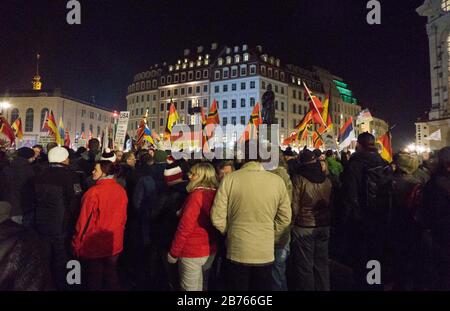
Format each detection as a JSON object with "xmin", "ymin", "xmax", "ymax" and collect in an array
[{"xmin": 297, "ymin": 161, "xmax": 326, "ymax": 183}]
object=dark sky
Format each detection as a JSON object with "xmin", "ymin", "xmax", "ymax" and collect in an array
[{"xmin": 0, "ymin": 0, "xmax": 430, "ymax": 150}]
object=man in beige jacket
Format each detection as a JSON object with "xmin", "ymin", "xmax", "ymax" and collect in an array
[{"xmin": 211, "ymin": 156, "xmax": 292, "ymax": 291}]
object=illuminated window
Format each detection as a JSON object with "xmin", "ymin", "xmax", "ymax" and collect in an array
[
  {"xmin": 40, "ymin": 108, "xmax": 49, "ymax": 130},
  {"xmin": 244, "ymin": 53, "xmax": 249, "ymax": 61},
  {"xmin": 218, "ymin": 58, "xmax": 223, "ymax": 66},
  {"xmin": 443, "ymin": 0, "xmax": 450, "ymax": 11},
  {"xmin": 234, "ymin": 55, "xmax": 240, "ymax": 63}
]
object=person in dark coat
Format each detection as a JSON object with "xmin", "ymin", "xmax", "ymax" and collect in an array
[
  {"xmin": 339, "ymin": 132, "xmax": 388, "ymax": 290},
  {"xmin": 33, "ymin": 146, "xmax": 83, "ymax": 290},
  {"xmin": 77, "ymin": 139, "xmax": 102, "ymax": 178},
  {"xmin": 0, "ymin": 147, "xmax": 36, "ymax": 226},
  {"xmin": 0, "ymin": 201, "xmax": 53, "ymax": 290},
  {"xmin": 423, "ymin": 146, "xmax": 450, "ymax": 290}
]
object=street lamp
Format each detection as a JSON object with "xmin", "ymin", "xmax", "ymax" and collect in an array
[{"xmin": 0, "ymin": 101, "xmax": 11, "ymax": 114}]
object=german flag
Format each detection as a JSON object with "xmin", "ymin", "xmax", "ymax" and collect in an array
[
  {"xmin": 11, "ymin": 117, "xmax": 24, "ymax": 140},
  {"xmin": 377, "ymin": 131, "xmax": 393, "ymax": 163},
  {"xmin": 164, "ymin": 101, "xmax": 179, "ymax": 141},
  {"xmin": 44, "ymin": 110, "xmax": 62, "ymax": 144}
]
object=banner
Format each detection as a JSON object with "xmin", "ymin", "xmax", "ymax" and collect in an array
[{"xmin": 114, "ymin": 111, "xmax": 130, "ymax": 151}]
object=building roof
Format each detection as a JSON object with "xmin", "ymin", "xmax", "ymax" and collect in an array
[{"xmin": 1, "ymin": 88, "xmax": 113, "ymax": 112}]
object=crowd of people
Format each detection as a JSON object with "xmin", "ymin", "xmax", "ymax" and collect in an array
[{"xmin": 0, "ymin": 132, "xmax": 449, "ymax": 291}]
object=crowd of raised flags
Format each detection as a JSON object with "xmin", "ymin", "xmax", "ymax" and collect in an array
[{"xmin": 0, "ymin": 82, "xmax": 393, "ymax": 163}]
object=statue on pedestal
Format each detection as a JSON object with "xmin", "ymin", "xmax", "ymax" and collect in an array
[{"xmin": 261, "ymin": 84, "xmax": 275, "ymax": 125}]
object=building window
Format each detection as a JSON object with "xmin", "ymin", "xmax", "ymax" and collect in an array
[
  {"xmin": 250, "ymin": 97, "xmax": 255, "ymax": 107},
  {"xmin": 97, "ymin": 126, "xmax": 100, "ymax": 137},
  {"xmin": 443, "ymin": 0, "xmax": 450, "ymax": 11},
  {"xmin": 223, "ymin": 100, "xmax": 228, "ymax": 109},
  {"xmin": 40, "ymin": 108, "xmax": 48, "ymax": 130},
  {"xmin": 160, "ymin": 90, "xmax": 165, "ymax": 98},
  {"xmin": 196, "ymin": 71, "xmax": 201, "ymax": 79},
  {"xmin": 231, "ymin": 68, "xmax": 237, "ymax": 77},
  {"xmin": 223, "ymin": 68, "xmax": 229, "ymax": 79},
  {"xmin": 261, "ymin": 66, "xmax": 266, "ymax": 75},
  {"xmin": 181, "ymin": 88, "xmax": 185, "ymax": 95},
  {"xmin": 280, "ymin": 72, "xmax": 285, "ymax": 81},
  {"xmin": 232, "ymin": 99, "xmax": 236, "ymax": 108},
  {"xmin": 250, "ymin": 65, "xmax": 256, "ymax": 75},
  {"xmin": 226, "ymin": 56, "xmax": 232, "ymax": 64},
  {"xmin": 174, "ymin": 74, "xmax": 179, "ymax": 83},
  {"xmin": 152, "ymin": 107, "xmax": 156, "ymax": 114},
  {"xmin": 90, "ymin": 112, "xmax": 94, "ymax": 119},
  {"xmin": 222, "ymin": 117, "xmax": 228, "ymax": 126},
  {"xmin": 280, "ymin": 87, "xmax": 284, "ymax": 95},
  {"xmin": 167, "ymin": 76, "xmax": 172, "ymax": 85},
  {"xmin": 161, "ymin": 77, "xmax": 165, "ymax": 84},
  {"xmin": 203, "ymin": 85, "xmax": 208, "ymax": 93},
  {"xmin": 153, "ymin": 94, "xmax": 157, "ymax": 101},
  {"xmin": 167, "ymin": 90, "xmax": 171, "ymax": 97},
  {"xmin": 223, "ymin": 84, "xmax": 228, "ymax": 92},
  {"xmin": 241, "ymin": 66, "xmax": 247, "ymax": 76},
  {"xmin": 215, "ymin": 70, "xmax": 220, "ymax": 80},
  {"xmin": 268, "ymin": 68, "xmax": 273, "ymax": 78},
  {"xmin": 89, "ymin": 124, "xmax": 93, "ymax": 134},
  {"xmin": 174, "ymin": 89, "xmax": 178, "ymax": 96},
  {"xmin": 214, "ymin": 86, "xmax": 219, "ymax": 93},
  {"xmin": 203, "ymin": 70, "xmax": 208, "ymax": 79},
  {"xmin": 244, "ymin": 53, "xmax": 249, "ymax": 61},
  {"xmin": 274, "ymin": 70, "xmax": 279, "ymax": 79},
  {"xmin": 188, "ymin": 87, "xmax": 193, "ymax": 94},
  {"xmin": 160, "ymin": 118, "xmax": 163, "ymax": 126},
  {"xmin": 275, "ymin": 101, "xmax": 279, "ymax": 110},
  {"xmin": 136, "ymin": 108, "xmax": 139, "ymax": 116},
  {"xmin": 152, "ymin": 121, "xmax": 155, "ymax": 129},
  {"xmin": 240, "ymin": 116, "xmax": 246, "ymax": 125},
  {"xmin": 181, "ymin": 101, "xmax": 185, "ymax": 110},
  {"xmin": 181, "ymin": 73, "xmax": 186, "ymax": 82},
  {"xmin": 203, "ymin": 99, "xmax": 208, "ymax": 107},
  {"xmin": 293, "ymin": 90, "xmax": 297, "ymax": 99},
  {"xmin": 141, "ymin": 108, "xmax": 144, "ymax": 115},
  {"xmin": 136, "ymin": 96, "xmax": 139, "ymax": 103},
  {"xmin": 81, "ymin": 122, "xmax": 85, "ymax": 133},
  {"xmin": 152, "ymin": 80, "xmax": 157, "ymax": 88},
  {"xmin": 250, "ymin": 81, "xmax": 255, "ymax": 89},
  {"xmin": 235, "ymin": 55, "xmax": 240, "ymax": 63},
  {"xmin": 281, "ymin": 102, "xmax": 285, "ymax": 111},
  {"xmin": 188, "ymin": 72, "xmax": 193, "ymax": 80},
  {"xmin": 11, "ymin": 108, "xmax": 19, "ymax": 124},
  {"xmin": 231, "ymin": 116, "xmax": 236, "ymax": 125},
  {"xmin": 240, "ymin": 82, "xmax": 245, "ymax": 90},
  {"xmin": 293, "ymin": 104, "xmax": 297, "ymax": 114},
  {"xmin": 240, "ymin": 98, "xmax": 246, "ymax": 107},
  {"xmin": 262, "ymin": 81, "xmax": 266, "ymax": 89},
  {"xmin": 274, "ymin": 85, "xmax": 279, "ymax": 93},
  {"xmin": 281, "ymin": 118, "xmax": 284, "ymax": 128},
  {"xmin": 160, "ymin": 103, "xmax": 164, "ymax": 111},
  {"xmin": 218, "ymin": 58, "xmax": 223, "ymax": 66},
  {"xmin": 196, "ymin": 86, "xmax": 201, "ymax": 94}
]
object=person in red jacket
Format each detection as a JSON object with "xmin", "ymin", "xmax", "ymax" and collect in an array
[
  {"xmin": 72, "ymin": 160, "xmax": 128, "ymax": 290},
  {"xmin": 167, "ymin": 162, "xmax": 219, "ymax": 291}
]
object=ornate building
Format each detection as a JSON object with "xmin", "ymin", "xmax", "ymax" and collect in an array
[
  {"xmin": 126, "ymin": 43, "xmax": 387, "ymax": 147},
  {"xmin": 416, "ymin": 0, "xmax": 450, "ymax": 150}
]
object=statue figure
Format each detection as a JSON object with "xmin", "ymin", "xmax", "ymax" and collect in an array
[{"xmin": 261, "ymin": 84, "xmax": 275, "ymax": 125}]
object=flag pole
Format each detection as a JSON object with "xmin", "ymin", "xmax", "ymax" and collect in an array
[{"xmin": 303, "ymin": 81, "xmax": 326, "ymax": 127}]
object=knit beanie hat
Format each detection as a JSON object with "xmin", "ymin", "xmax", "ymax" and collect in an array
[
  {"xmin": 48, "ymin": 146, "xmax": 69, "ymax": 163},
  {"xmin": 100, "ymin": 148, "xmax": 117, "ymax": 162},
  {"xmin": 154, "ymin": 149, "xmax": 168, "ymax": 164},
  {"xmin": 17, "ymin": 147, "xmax": 35, "ymax": 160},
  {"xmin": 164, "ymin": 155, "xmax": 184, "ymax": 186},
  {"xmin": 397, "ymin": 153, "xmax": 419, "ymax": 175}
]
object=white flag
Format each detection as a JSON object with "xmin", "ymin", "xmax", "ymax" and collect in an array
[{"xmin": 426, "ymin": 129, "xmax": 441, "ymax": 141}]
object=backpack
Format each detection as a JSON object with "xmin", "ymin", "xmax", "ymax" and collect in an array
[{"xmin": 361, "ymin": 165, "xmax": 394, "ymax": 229}]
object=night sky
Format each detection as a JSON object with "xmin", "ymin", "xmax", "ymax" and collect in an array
[{"xmin": 0, "ymin": 0, "xmax": 430, "ymax": 150}]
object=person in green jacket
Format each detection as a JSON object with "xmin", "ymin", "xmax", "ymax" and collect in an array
[{"xmin": 325, "ymin": 150, "xmax": 344, "ymax": 177}]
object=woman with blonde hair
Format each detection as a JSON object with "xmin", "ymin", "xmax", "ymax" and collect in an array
[{"xmin": 167, "ymin": 162, "xmax": 219, "ymax": 291}]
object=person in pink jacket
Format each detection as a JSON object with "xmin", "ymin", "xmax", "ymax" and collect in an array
[
  {"xmin": 167, "ymin": 162, "xmax": 219, "ymax": 291},
  {"xmin": 72, "ymin": 160, "xmax": 128, "ymax": 290}
]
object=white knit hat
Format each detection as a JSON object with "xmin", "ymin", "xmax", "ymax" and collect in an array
[
  {"xmin": 48, "ymin": 146, "xmax": 69, "ymax": 163},
  {"xmin": 100, "ymin": 148, "xmax": 117, "ymax": 162}
]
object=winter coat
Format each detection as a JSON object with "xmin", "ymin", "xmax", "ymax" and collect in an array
[
  {"xmin": 170, "ymin": 188, "xmax": 218, "ymax": 258},
  {"xmin": 292, "ymin": 161, "xmax": 333, "ymax": 228},
  {"xmin": 34, "ymin": 163, "xmax": 83, "ymax": 237},
  {"xmin": 0, "ymin": 219, "xmax": 53, "ymax": 290},
  {"xmin": 76, "ymin": 150, "xmax": 102, "ymax": 177},
  {"xmin": 326, "ymin": 157, "xmax": 344, "ymax": 177},
  {"xmin": 72, "ymin": 178, "xmax": 128, "ymax": 259},
  {"xmin": 423, "ymin": 170, "xmax": 450, "ymax": 246},
  {"xmin": 211, "ymin": 161, "xmax": 292, "ymax": 265},
  {"xmin": 339, "ymin": 150, "xmax": 386, "ymax": 225},
  {"xmin": 0, "ymin": 157, "xmax": 36, "ymax": 217}
]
